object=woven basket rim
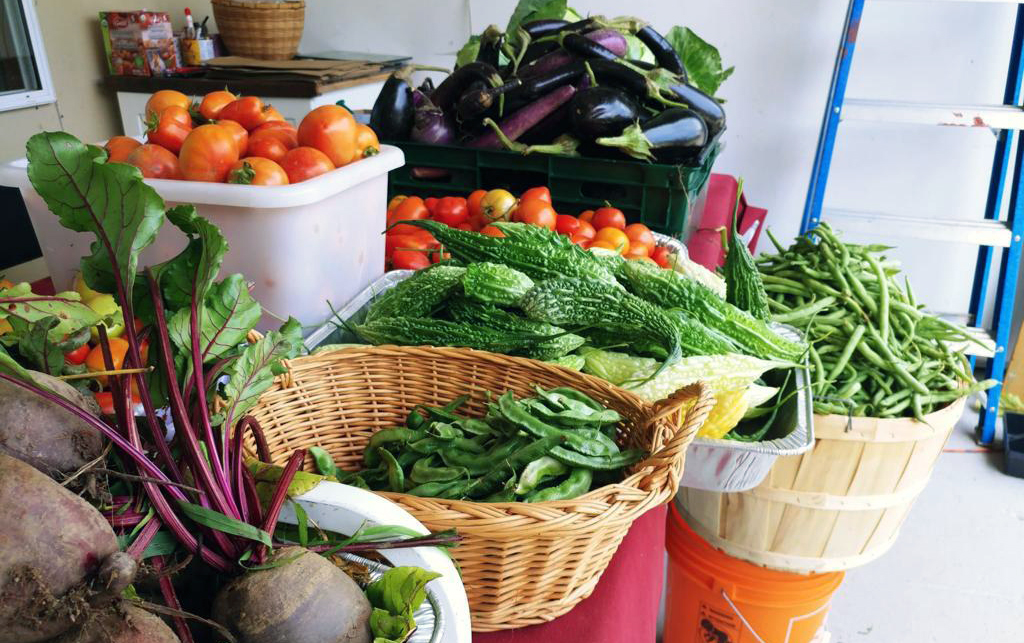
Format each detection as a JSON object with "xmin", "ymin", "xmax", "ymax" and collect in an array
[{"xmin": 213, "ymin": 0, "xmax": 305, "ymax": 7}]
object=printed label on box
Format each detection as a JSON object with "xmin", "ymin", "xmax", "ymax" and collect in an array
[{"xmin": 697, "ymin": 601, "xmax": 740, "ymax": 643}]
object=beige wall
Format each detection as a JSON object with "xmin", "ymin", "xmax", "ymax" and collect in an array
[{"xmin": 0, "ymin": 0, "xmax": 214, "ymax": 162}]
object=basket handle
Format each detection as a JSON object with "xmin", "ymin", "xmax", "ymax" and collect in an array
[{"xmin": 633, "ymin": 382, "xmax": 716, "ymax": 486}]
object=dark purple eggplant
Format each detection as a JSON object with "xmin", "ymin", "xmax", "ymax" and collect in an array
[
  {"xmin": 561, "ymin": 32, "xmax": 621, "ymax": 61},
  {"xmin": 431, "ymin": 61, "xmax": 503, "ymax": 113},
  {"xmin": 587, "ymin": 59, "xmax": 650, "ymax": 99},
  {"xmin": 635, "ymin": 25, "xmax": 686, "ymax": 75},
  {"xmin": 457, "ymin": 63, "xmax": 586, "ymax": 122},
  {"xmin": 519, "ymin": 40, "xmax": 562, "ymax": 68},
  {"xmin": 667, "ymin": 82, "xmax": 726, "ymax": 138},
  {"xmin": 570, "ymin": 86, "xmax": 640, "ymax": 142},
  {"xmin": 418, "ymin": 77, "xmax": 435, "ymax": 94},
  {"xmin": 456, "ymin": 79, "xmax": 521, "ymax": 121},
  {"xmin": 411, "ymin": 102, "xmax": 456, "ymax": 145},
  {"xmin": 596, "ymin": 107, "xmax": 707, "ymax": 162},
  {"xmin": 477, "ymin": 25, "xmax": 503, "ymax": 68},
  {"xmin": 628, "ymin": 58, "xmax": 657, "ymax": 71},
  {"xmin": 370, "ymin": 66, "xmax": 414, "ymax": 141},
  {"xmin": 470, "ymin": 84, "xmax": 577, "ymax": 149},
  {"xmin": 518, "ymin": 99, "xmax": 573, "ymax": 145},
  {"xmin": 519, "ymin": 29, "xmax": 628, "ymax": 79},
  {"xmin": 522, "ymin": 19, "xmax": 570, "ymax": 39}
]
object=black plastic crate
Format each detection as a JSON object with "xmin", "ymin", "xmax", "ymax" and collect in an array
[
  {"xmin": 1005, "ymin": 412, "xmax": 1024, "ymax": 478},
  {"xmin": 385, "ymin": 141, "xmax": 720, "ymax": 237}
]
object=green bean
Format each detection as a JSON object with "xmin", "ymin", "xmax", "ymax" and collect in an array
[
  {"xmin": 760, "ymin": 274, "xmax": 807, "ymax": 290},
  {"xmin": 864, "ymin": 253, "xmax": 890, "ymax": 342},
  {"xmin": 525, "ymin": 468, "xmax": 593, "ymax": 502},
  {"xmin": 826, "ymin": 324, "xmax": 865, "ymax": 381},
  {"xmin": 837, "ymin": 379, "xmax": 862, "ymax": 399},
  {"xmin": 764, "ymin": 283, "xmax": 807, "ymax": 296},
  {"xmin": 808, "ymin": 344, "xmax": 825, "ymax": 394},
  {"xmin": 864, "ymin": 326, "xmax": 929, "ymax": 395},
  {"xmin": 772, "ymin": 296, "xmax": 837, "ymax": 324}
]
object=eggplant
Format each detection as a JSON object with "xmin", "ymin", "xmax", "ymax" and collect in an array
[
  {"xmin": 477, "ymin": 25, "xmax": 503, "ymax": 68},
  {"xmin": 457, "ymin": 63, "xmax": 586, "ymax": 122},
  {"xmin": 519, "ymin": 29, "xmax": 628, "ymax": 79},
  {"xmin": 561, "ymin": 32, "xmax": 622, "ymax": 61},
  {"xmin": 635, "ymin": 25, "xmax": 686, "ymax": 75},
  {"xmin": 596, "ymin": 107, "xmax": 707, "ymax": 162},
  {"xmin": 431, "ymin": 61, "xmax": 503, "ymax": 113},
  {"xmin": 470, "ymin": 84, "xmax": 577, "ymax": 149},
  {"xmin": 519, "ymin": 40, "xmax": 562, "ymax": 68},
  {"xmin": 569, "ymin": 87, "xmax": 640, "ymax": 142},
  {"xmin": 411, "ymin": 102, "xmax": 456, "ymax": 145},
  {"xmin": 628, "ymin": 58, "xmax": 657, "ymax": 71},
  {"xmin": 667, "ymin": 82, "xmax": 726, "ymax": 139},
  {"xmin": 369, "ymin": 66, "xmax": 414, "ymax": 141},
  {"xmin": 522, "ymin": 19, "xmax": 570, "ymax": 39},
  {"xmin": 518, "ymin": 100, "xmax": 573, "ymax": 145},
  {"xmin": 587, "ymin": 59, "xmax": 650, "ymax": 100}
]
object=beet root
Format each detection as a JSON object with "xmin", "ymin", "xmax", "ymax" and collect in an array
[
  {"xmin": 51, "ymin": 603, "xmax": 180, "ymax": 643},
  {"xmin": 0, "ymin": 375, "xmax": 103, "ymax": 477},
  {"xmin": 0, "ymin": 453, "xmax": 120, "ymax": 643},
  {"xmin": 213, "ymin": 547, "xmax": 372, "ymax": 643}
]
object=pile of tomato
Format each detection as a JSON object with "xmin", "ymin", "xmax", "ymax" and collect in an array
[
  {"xmin": 384, "ymin": 186, "xmax": 675, "ymax": 270},
  {"xmin": 104, "ymin": 89, "xmax": 380, "ymax": 185}
]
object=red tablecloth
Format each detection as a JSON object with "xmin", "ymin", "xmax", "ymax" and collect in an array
[{"xmin": 476, "ymin": 504, "xmax": 667, "ymax": 643}]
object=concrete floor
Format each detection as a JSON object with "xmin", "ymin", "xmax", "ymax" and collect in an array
[{"xmin": 827, "ymin": 407, "xmax": 1024, "ymax": 642}]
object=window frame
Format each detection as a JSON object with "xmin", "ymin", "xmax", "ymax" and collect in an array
[{"xmin": 0, "ymin": 0, "xmax": 55, "ymax": 112}]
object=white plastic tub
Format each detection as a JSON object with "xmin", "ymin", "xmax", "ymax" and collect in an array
[{"xmin": 0, "ymin": 146, "xmax": 404, "ymax": 333}]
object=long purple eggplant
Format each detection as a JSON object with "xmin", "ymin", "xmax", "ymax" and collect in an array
[
  {"xmin": 519, "ymin": 29, "xmax": 627, "ymax": 79},
  {"xmin": 469, "ymin": 84, "xmax": 576, "ymax": 149}
]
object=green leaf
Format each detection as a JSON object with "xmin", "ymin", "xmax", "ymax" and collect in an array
[
  {"xmin": 117, "ymin": 529, "xmax": 179, "ymax": 560},
  {"xmin": 0, "ymin": 286, "xmax": 101, "ymax": 339},
  {"xmin": 168, "ymin": 274, "xmax": 261, "ymax": 363},
  {"xmin": 455, "ymin": 35, "xmax": 481, "ymax": 68},
  {"xmin": 665, "ymin": 26, "xmax": 734, "ymax": 97},
  {"xmin": 9, "ymin": 317, "xmax": 86, "ymax": 375},
  {"xmin": 623, "ymin": 33, "xmax": 655, "ymax": 64},
  {"xmin": 309, "ymin": 446, "xmax": 339, "ymax": 478},
  {"xmin": 177, "ymin": 499, "xmax": 273, "ymax": 547},
  {"xmin": 154, "ymin": 205, "xmax": 229, "ymax": 311},
  {"xmin": 366, "ymin": 566, "xmax": 442, "ymax": 619},
  {"xmin": 291, "ymin": 499, "xmax": 309, "ymax": 547},
  {"xmin": 0, "ymin": 344, "xmax": 35, "ymax": 383},
  {"xmin": 218, "ymin": 326, "xmax": 302, "ymax": 430},
  {"xmin": 26, "ymin": 132, "xmax": 165, "ymax": 300},
  {"xmin": 369, "ymin": 608, "xmax": 414, "ymax": 642},
  {"xmin": 505, "ymin": 0, "xmax": 567, "ymax": 43}
]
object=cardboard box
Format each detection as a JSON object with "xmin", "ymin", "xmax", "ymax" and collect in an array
[{"xmin": 99, "ymin": 11, "xmax": 180, "ymax": 76}]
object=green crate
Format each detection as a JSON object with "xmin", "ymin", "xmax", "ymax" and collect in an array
[{"xmin": 386, "ymin": 141, "xmax": 720, "ymax": 236}]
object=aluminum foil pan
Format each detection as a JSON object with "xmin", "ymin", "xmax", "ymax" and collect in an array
[
  {"xmin": 342, "ymin": 552, "xmax": 443, "ymax": 643},
  {"xmin": 304, "ymin": 270, "xmax": 413, "ymax": 351}
]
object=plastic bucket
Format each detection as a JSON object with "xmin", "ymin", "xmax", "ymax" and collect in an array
[
  {"xmin": 665, "ymin": 502, "xmax": 843, "ymax": 643},
  {"xmin": 0, "ymin": 146, "xmax": 404, "ymax": 333}
]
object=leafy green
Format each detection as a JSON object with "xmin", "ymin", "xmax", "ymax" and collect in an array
[
  {"xmin": 216, "ymin": 323, "xmax": 303, "ymax": 431},
  {"xmin": 26, "ymin": 132, "xmax": 164, "ymax": 300},
  {"xmin": 455, "ymin": 35, "xmax": 481, "ymax": 68},
  {"xmin": 8, "ymin": 317, "xmax": 88, "ymax": 375},
  {"xmin": 624, "ymin": 33, "xmax": 655, "ymax": 64},
  {"xmin": 506, "ymin": 0, "xmax": 567, "ymax": 43},
  {"xmin": 149, "ymin": 205, "xmax": 229, "ymax": 312},
  {"xmin": 369, "ymin": 609, "xmax": 415, "ymax": 643},
  {"xmin": 0, "ymin": 284, "xmax": 100, "ymax": 339},
  {"xmin": 177, "ymin": 500, "xmax": 273, "ymax": 546},
  {"xmin": 167, "ymin": 274, "xmax": 261, "ymax": 363},
  {"xmin": 0, "ymin": 343, "xmax": 36, "ymax": 383},
  {"xmin": 666, "ymin": 26, "xmax": 734, "ymax": 97},
  {"xmin": 116, "ymin": 530, "xmax": 179, "ymax": 559},
  {"xmin": 366, "ymin": 566, "xmax": 442, "ymax": 642}
]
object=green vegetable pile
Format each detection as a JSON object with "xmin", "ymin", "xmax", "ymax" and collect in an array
[
  {"xmin": 757, "ymin": 223, "xmax": 996, "ymax": 418},
  {"xmin": 316, "ymin": 387, "xmax": 644, "ymax": 503},
  {"xmin": 366, "ymin": 565, "xmax": 441, "ymax": 643}
]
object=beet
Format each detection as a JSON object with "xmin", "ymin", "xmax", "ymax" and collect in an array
[
  {"xmin": 213, "ymin": 547, "xmax": 372, "ymax": 643},
  {"xmin": 0, "ymin": 375, "xmax": 103, "ymax": 477},
  {"xmin": 0, "ymin": 453, "xmax": 121, "ymax": 643},
  {"xmin": 52, "ymin": 603, "xmax": 179, "ymax": 643}
]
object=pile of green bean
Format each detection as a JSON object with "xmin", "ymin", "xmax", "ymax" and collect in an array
[
  {"xmin": 322, "ymin": 387, "xmax": 645, "ymax": 502},
  {"xmin": 757, "ymin": 223, "xmax": 995, "ymax": 419}
]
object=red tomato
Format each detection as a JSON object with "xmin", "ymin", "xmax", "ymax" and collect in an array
[
  {"xmin": 217, "ymin": 118, "xmax": 249, "ymax": 157},
  {"xmin": 555, "ymin": 214, "xmax": 581, "ymax": 236},
  {"xmin": 104, "ymin": 136, "xmax": 141, "ymax": 163},
  {"xmin": 391, "ymin": 196, "xmax": 430, "ymax": 222},
  {"xmin": 388, "ymin": 195, "xmax": 407, "ymax": 211},
  {"xmin": 125, "ymin": 144, "xmax": 181, "ymax": 179},
  {"xmin": 569, "ymin": 234, "xmax": 592, "ymax": 247},
  {"xmin": 145, "ymin": 89, "xmax": 190, "ymax": 119},
  {"xmin": 588, "ymin": 240, "xmax": 618, "ymax": 252},
  {"xmin": 516, "ymin": 199, "xmax": 557, "ymax": 230},
  {"xmin": 428, "ymin": 244, "xmax": 451, "ymax": 264},
  {"xmin": 199, "ymin": 90, "xmax": 237, "ymax": 121},
  {"xmin": 433, "ymin": 196, "xmax": 469, "ymax": 227},
  {"xmin": 386, "ymin": 233, "xmax": 431, "ymax": 258},
  {"xmin": 520, "ymin": 186, "xmax": 551, "ymax": 204},
  {"xmin": 594, "ymin": 227, "xmax": 630, "ymax": 254},
  {"xmin": 579, "ymin": 210, "xmax": 595, "ymax": 224},
  {"xmin": 479, "ymin": 225, "xmax": 506, "ymax": 237},
  {"xmin": 392, "ymin": 249, "xmax": 431, "ymax": 270},
  {"xmin": 455, "ymin": 222, "xmax": 474, "ymax": 231},
  {"xmin": 591, "ymin": 207, "xmax": 626, "ymax": 231},
  {"xmin": 178, "ymin": 124, "xmax": 239, "ymax": 182},
  {"xmin": 64, "ymin": 344, "xmax": 90, "ymax": 366},
  {"xmin": 297, "ymin": 104, "xmax": 358, "ymax": 167},
  {"xmin": 650, "ymin": 245, "xmax": 672, "ymax": 269},
  {"xmin": 575, "ymin": 219, "xmax": 596, "ymax": 240},
  {"xmin": 279, "ymin": 146, "xmax": 335, "ymax": 183},
  {"xmin": 355, "ymin": 123, "xmax": 379, "ymax": 159},
  {"xmin": 146, "ymin": 105, "xmax": 192, "ymax": 154},
  {"xmin": 93, "ymin": 390, "xmax": 142, "ymax": 416},
  {"xmin": 424, "ymin": 197, "xmax": 438, "ymax": 215},
  {"xmin": 218, "ymin": 96, "xmax": 273, "ymax": 131},
  {"xmin": 624, "ymin": 241, "xmax": 653, "ymax": 259},
  {"xmin": 245, "ymin": 129, "xmax": 296, "ymax": 163},
  {"xmin": 624, "ymin": 223, "xmax": 656, "ymax": 248},
  {"xmin": 227, "ymin": 157, "xmax": 289, "ymax": 186},
  {"xmin": 263, "ymin": 106, "xmax": 287, "ymax": 123},
  {"xmin": 467, "ymin": 189, "xmax": 487, "ymax": 220},
  {"xmin": 252, "ymin": 120, "xmax": 297, "ymax": 135}
]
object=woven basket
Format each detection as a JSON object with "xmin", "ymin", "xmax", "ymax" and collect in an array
[
  {"xmin": 212, "ymin": 0, "xmax": 305, "ymax": 60},
  {"xmin": 677, "ymin": 395, "xmax": 966, "ymax": 573},
  {"xmin": 247, "ymin": 345, "xmax": 715, "ymax": 630}
]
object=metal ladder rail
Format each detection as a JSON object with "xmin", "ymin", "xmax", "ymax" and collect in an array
[{"xmin": 800, "ymin": 1, "xmax": 1024, "ymax": 446}]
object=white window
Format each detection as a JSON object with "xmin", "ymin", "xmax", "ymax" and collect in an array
[{"xmin": 0, "ymin": 0, "xmax": 54, "ymax": 112}]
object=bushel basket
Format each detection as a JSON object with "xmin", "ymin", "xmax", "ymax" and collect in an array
[
  {"xmin": 212, "ymin": 0, "xmax": 305, "ymax": 60},
  {"xmin": 246, "ymin": 345, "xmax": 715, "ymax": 630}
]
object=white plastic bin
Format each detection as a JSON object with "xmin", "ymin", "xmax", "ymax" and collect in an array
[{"xmin": 0, "ymin": 146, "xmax": 404, "ymax": 333}]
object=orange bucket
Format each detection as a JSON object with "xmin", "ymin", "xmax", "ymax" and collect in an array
[{"xmin": 665, "ymin": 502, "xmax": 844, "ymax": 643}]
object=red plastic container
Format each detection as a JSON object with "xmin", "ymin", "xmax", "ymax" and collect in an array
[{"xmin": 686, "ymin": 173, "xmax": 767, "ymax": 270}]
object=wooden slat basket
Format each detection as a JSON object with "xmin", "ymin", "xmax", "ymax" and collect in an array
[
  {"xmin": 246, "ymin": 345, "xmax": 715, "ymax": 631},
  {"xmin": 677, "ymin": 395, "xmax": 966, "ymax": 574},
  {"xmin": 212, "ymin": 0, "xmax": 305, "ymax": 60}
]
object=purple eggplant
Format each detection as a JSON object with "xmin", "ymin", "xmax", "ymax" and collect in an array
[
  {"xmin": 570, "ymin": 87, "xmax": 640, "ymax": 142},
  {"xmin": 477, "ymin": 25, "xmax": 503, "ymax": 67},
  {"xmin": 561, "ymin": 32, "xmax": 622, "ymax": 61},
  {"xmin": 667, "ymin": 82, "xmax": 725, "ymax": 138},
  {"xmin": 370, "ymin": 66, "xmax": 414, "ymax": 141},
  {"xmin": 596, "ymin": 106, "xmax": 707, "ymax": 162},
  {"xmin": 457, "ymin": 63, "xmax": 586, "ymax": 122},
  {"xmin": 635, "ymin": 25, "xmax": 686, "ymax": 76},
  {"xmin": 519, "ymin": 29, "xmax": 627, "ymax": 79},
  {"xmin": 411, "ymin": 103, "xmax": 456, "ymax": 145},
  {"xmin": 431, "ymin": 61, "xmax": 503, "ymax": 113},
  {"xmin": 469, "ymin": 84, "xmax": 577, "ymax": 149}
]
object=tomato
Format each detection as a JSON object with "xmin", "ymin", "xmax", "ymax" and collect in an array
[
  {"xmin": 594, "ymin": 227, "xmax": 630, "ymax": 254},
  {"xmin": 579, "ymin": 209, "xmax": 594, "ymax": 223},
  {"xmin": 355, "ymin": 123, "xmax": 379, "ymax": 159},
  {"xmin": 428, "ymin": 244, "xmax": 451, "ymax": 264},
  {"xmin": 520, "ymin": 186, "xmax": 551, "ymax": 204},
  {"xmin": 624, "ymin": 223, "xmax": 656, "ymax": 248},
  {"xmin": 588, "ymin": 240, "xmax": 618, "ymax": 251},
  {"xmin": 624, "ymin": 241, "xmax": 652, "ymax": 259},
  {"xmin": 85, "ymin": 337, "xmax": 130, "ymax": 384},
  {"xmin": 455, "ymin": 222, "xmax": 475, "ymax": 231},
  {"xmin": 480, "ymin": 189, "xmax": 517, "ymax": 223},
  {"xmin": 64, "ymin": 344, "xmax": 90, "ymax": 366},
  {"xmin": 387, "ymin": 195, "xmax": 407, "ymax": 211},
  {"xmin": 479, "ymin": 225, "xmax": 506, "ymax": 237},
  {"xmin": 245, "ymin": 131, "xmax": 293, "ymax": 163},
  {"xmin": 575, "ymin": 219, "xmax": 596, "ymax": 240},
  {"xmin": 263, "ymin": 106, "xmax": 287, "ymax": 123},
  {"xmin": 424, "ymin": 197, "xmax": 438, "ymax": 215},
  {"xmin": 199, "ymin": 90, "xmax": 237, "ymax": 120},
  {"xmin": 591, "ymin": 207, "xmax": 626, "ymax": 231},
  {"xmin": 629, "ymin": 255, "xmax": 659, "ymax": 265},
  {"xmin": 104, "ymin": 136, "xmax": 141, "ymax": 163},
  {"xmin": 252, "ymin": 120, "xmax": 296, "ymax": 135},
  {"xmin": 178, "ymin": 124, "xmax": 239, "ymax": 182},
  {"xmin": 297, "ymin": 104, "xmax": 358, "ymax": 167},
  {"xmin": 467, "ymin": 189, "xmax": 487, "ymax": 220},
  {"xmin": 387, "ymin": 224, "xmax": 436, "ymax": 244},
  {"xmin": 650, "ymin": 245, "xmax": 672, "ymax": 269},
  {"xmin": 217, "ymin": 118, "xmax": 249, "ymax": 157},
  {"xmin": 93, "ymin": 390, "xmax": 142, "ymax": 417},
  {"xmin": 145, "ymin": 89, "xmax": 190, "ymax": 119},
  {"xmin": 227, "ymin": 157, "xmax": 289, "ymax": 186},
  {"xmin": 516, "ymin": 199, "xmax": 557, "ymax": 229},
  {"xmin": 432, "ymin": 196, "xmax": 469, "ymax": 227},
  {"xmin": 555, "ymin": 214, "xmax": 581, "ymax": 236},
  {"xmin": 392, "ymin": 249, "xmax": 431, "ymax": 270},
  {"xmin": 145, "ymin": 105, "xmax": 192, "ymax": 154},
  {"xmin": 279, "ymin": 146, "xmax": 335, "ymax": 183},
  {"xmin": 386, "ymin": 233, "xmax": 431, "ymax": 258},
  {"xmin": 391, "ymin": 195, "xmax": 430, "ymax": 222},
  {"xmin": 569, "ymin": 234, "xmax": 592, "ymax": 247},
  {"xmin": 125, "ymin": 144, "xmax": 181, "ymax": 179},
  {"xmin": 219, "ymin": 96, "xmax": 277, "ymax": 131}
]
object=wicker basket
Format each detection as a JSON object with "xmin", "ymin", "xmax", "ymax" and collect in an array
[
  {"xmin": 247, "ymin": 345, "xmax": 715, "ymax": 630},
  {"xmin": 212, "ymin": 0, "xmax": 305, "ymax": 61},
  {"xmin": 677, "ymin": 395, "xmax": 966, "ymax": 574}
]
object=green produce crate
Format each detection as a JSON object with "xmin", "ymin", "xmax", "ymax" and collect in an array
[{"xmin": 386, "ymin": 141, "xmax": 721, "ymax": 237}]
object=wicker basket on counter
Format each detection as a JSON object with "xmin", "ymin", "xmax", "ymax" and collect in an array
[
  {"xmin": 246, "ymin": 345, "xmax": 715, "ymax": 631},
  {"xmin": 212, "ymin": 0, "xmax": 305, "ymax": 60},
  {"xmin": 677, "ymin": 395, "xmax": 966, "ymax": 573}
]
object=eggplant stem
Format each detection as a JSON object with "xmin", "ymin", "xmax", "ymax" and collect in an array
[
  {"xmin": 596, "ymin": 121, "xmax": 655, "ymax": 161},
  {"xmin": 584, "ymin": 60, "xmax": 598, "ymax": 87},
  {"xmin": 510, "ymin": 27, "xmax": 532, "ymax": 76}
]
